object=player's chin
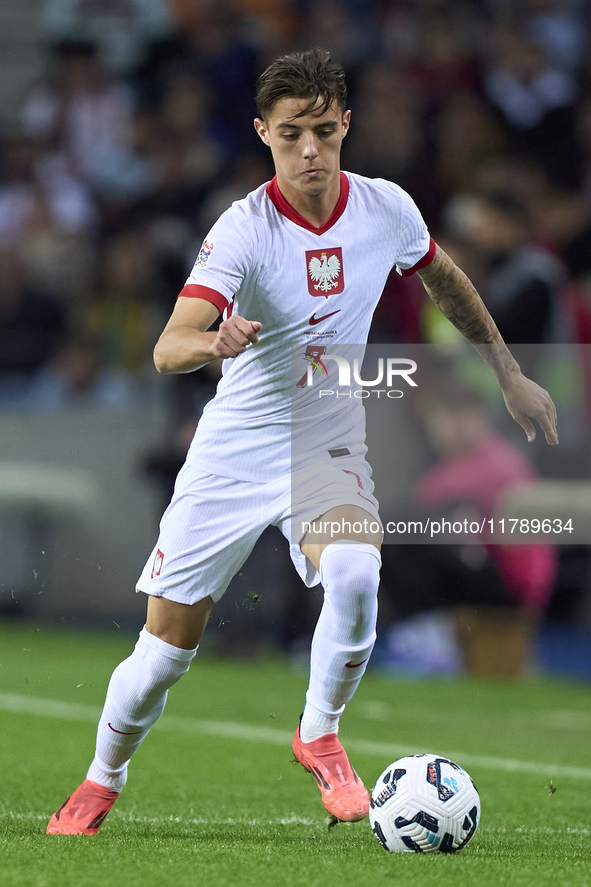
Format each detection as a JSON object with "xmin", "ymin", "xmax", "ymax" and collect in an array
[{"xmin": 299, "ymin": 178, "xmax": 327, "ymax": 197}]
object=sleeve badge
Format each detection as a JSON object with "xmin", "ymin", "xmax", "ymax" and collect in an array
[{"xmin": 196, "ymin": 240, "xmax": 215, "ymax": 269}]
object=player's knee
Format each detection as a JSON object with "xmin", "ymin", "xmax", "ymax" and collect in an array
[
  {"xmin": 319, "ymin": 541, "xmax": 381, "ymax": 613},
  {"xmin": 110, "ymin": 627, "xmax": 197, "ymax": 713},
  {"xmin": 320, "ymin": 540, "xmax": 380, "ymax": 587},
  {"xmin": 138, "ymin": 627, "xmax": 196, "ymax": 687}
]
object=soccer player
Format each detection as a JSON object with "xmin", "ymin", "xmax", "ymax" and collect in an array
[{"xmin": 47, "ymin": 48, "xmax": 558, "ymax": 835}]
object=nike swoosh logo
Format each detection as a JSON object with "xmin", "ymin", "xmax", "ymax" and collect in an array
[
  {"xmin": 108, "ymin": 722, "xmax": 143, "ymax": 735},
  {"xmin": 309, "ymin": 309, "xmax": 341, "ymax": 326},
  {"xmin": 345, "ymin": 657, "xmax": 369, "ymax": 669}
]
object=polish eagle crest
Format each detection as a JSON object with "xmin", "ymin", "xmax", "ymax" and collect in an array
[{"xmin": 308, "ymin": 252, "xmax": 341, "ymax": 293}]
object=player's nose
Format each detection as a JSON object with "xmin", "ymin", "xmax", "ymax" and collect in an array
[{"xmin": 301, "ymin": 133, "xmax": 319, "ymax": 159}]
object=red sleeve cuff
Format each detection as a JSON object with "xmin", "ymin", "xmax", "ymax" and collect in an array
[
  {"xmin": 399, "ymin": 237, "xmax": 437, "ymax": 277},
  {"xmin": 178, "ymin": 284, "xmax": 230, "ymax": 314}
]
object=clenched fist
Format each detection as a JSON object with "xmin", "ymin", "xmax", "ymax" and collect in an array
[{"xmin": 212, "ymin": 315, "xmax": 262, "ymax": 359}]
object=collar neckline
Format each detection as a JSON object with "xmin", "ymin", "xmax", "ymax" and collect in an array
[{"xmin": 266, "ymin": 172, "xmax": 349, "ymax": 235}]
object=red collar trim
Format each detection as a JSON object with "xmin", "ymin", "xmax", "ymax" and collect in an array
[{"xmin": 266, "ymin": 172, "xmax": 349, "ymax": 235}]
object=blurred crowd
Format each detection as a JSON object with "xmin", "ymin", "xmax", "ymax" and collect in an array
[
  {"xmin": 3, "ymin": 0, "xmax": 591, "ymax": 417},
  {"xmin": 3, "ymin": 0, "xmax": 591, "ymax": 667}
]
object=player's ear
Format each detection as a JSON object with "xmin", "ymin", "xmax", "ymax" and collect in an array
[
  {"xmin": 254, "ymin": 118, "xmax": 270, "ymax": 147},
  {"xmin": 341, "ymin": 109, "xmax": 351, "ymax": 139}
]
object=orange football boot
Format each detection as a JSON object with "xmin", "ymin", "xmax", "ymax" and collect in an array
[
  {"xmin": 47, "ymin": 779, "xmax": 119, "ymax": 835},
  {"xmin": 292, "ymin": 725, "xmax": 369, "ymax": 822}
]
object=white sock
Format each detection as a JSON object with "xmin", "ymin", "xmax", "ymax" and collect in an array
[
  {"xmin": 86, "ymin": 627, "xmax": 197, "ymax": 792},
  {"xmin": 300, "ymin": 541, "xmax": 380, "ymax": 743}
]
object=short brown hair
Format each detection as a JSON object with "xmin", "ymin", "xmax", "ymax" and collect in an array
[{"xmin": 256, "ymin": 48, "xmax": 347, "ymax": 121}]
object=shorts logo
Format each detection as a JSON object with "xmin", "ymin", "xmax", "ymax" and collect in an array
[
  {"xmin": 343, "ymin": 469, "xmax": 375, "ymax": 507},
  {"xmin": 196, "ymin": 240, "xmax": 214, "ymax": 269},
  {"xmin": 306, "ymin": 247, "xmax": 344, "ymax": 297},
  {"xmin": 151, "ymin": 548, "xmax": 164, "ymax": 579}
]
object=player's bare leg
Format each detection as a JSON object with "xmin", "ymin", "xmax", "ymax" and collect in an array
[
  {"xmin": 145, "ymin": 594, "xmax": 214, "ymax": 649},
  {"xmin": 294, "ymin": 505, "xmax": 381, "ymax": 822},
  {"xmin": 47, "ymin": 595, "xmax": 213, "ymax": 835}
]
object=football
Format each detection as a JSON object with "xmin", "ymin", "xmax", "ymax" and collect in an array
[{"xmin": 369, "ymin": 754, "xmax": 480, "ymax": 853}]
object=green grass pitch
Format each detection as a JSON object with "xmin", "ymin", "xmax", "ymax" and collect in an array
[{"xmin": 1, "ymin": 622, "xmax": 590, "ymax": 887}]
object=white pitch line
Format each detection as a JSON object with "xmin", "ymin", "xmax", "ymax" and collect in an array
[
  {"xmin": 1, "ymin": 812, "xmax": 322, "ymax": 827},
  {"xmin": 3, "ymin": 812, "xmax": 591, "ymax": 837},
  {"xmin": 1, "ymin": 692, "xmax": 590, "ymax": 781}
]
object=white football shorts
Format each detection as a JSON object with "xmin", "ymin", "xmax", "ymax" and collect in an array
[{"xmin": 136, "ymin": 454, "xmax": 381, "ymax": 605}]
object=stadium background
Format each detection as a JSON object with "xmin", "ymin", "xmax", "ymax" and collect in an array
[{"xmin": 0, "ymin": 0, "xmax": 590, "ymax": 677}]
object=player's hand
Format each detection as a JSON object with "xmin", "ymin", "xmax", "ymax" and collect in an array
[
  {"xmin": 212, "ymin": 316, "xmax": 262, "ymax": 359},
  {"xmin": 500, "ymin": 372, "xmax": 558, "ymax": 445}
]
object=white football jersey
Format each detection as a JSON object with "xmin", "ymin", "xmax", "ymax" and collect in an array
[{"xmin": 181, "ymin": 171, "xmax": 433, "ymax": 482}]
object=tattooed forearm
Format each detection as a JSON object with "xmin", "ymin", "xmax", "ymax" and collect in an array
[
  {"xmin": 417, "ymin": 243, "xmax": 520, "ymax": 382},
  {"xmin": 413, "ymin": 244, "xmax": 558, "ymax": 444},
  {"xmin": 418, "ymin": 244, "xmax": 498, "ymax": 342}
]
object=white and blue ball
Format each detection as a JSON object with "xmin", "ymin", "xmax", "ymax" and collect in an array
[{"xmin": 369, "ymin": 754, "xmax": 480, "ymax": 853}]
